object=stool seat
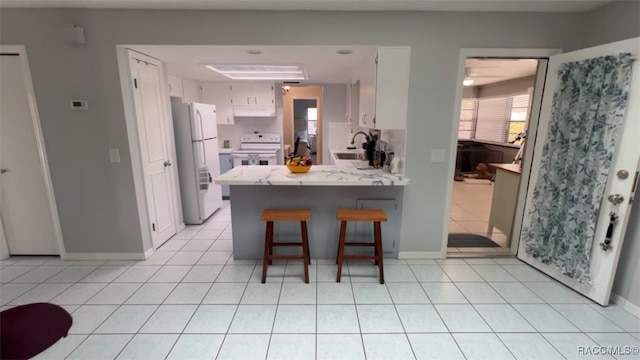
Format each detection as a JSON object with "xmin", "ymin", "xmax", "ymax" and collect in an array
[
  {"xmin": 261, "ymin": 208, "xmax": 311, "ymax": 222},
  {"xmin": 335, "ymin": 208, "xmax": 387, "ymax": 284},
  {"xmin": 336, "ymin": 208, "xmax": 387, "ymax": 222},
  {"xmin": 260, "ymin": 208, "xmax": 311, "ymax": 283}
]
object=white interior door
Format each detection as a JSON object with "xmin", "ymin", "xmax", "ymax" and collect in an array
[
  {"xmin": 0, "ymin": 54, "xmax": 59, "ymax": 255},
  {"xmin": 518, "ymin": 38, "xmax": 640, "ymax": 305},
  {"xmin": 129, "ymin": 53, "xmax": 177, "ymax": 249}
]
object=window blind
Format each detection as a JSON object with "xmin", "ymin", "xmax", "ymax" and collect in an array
[{"xmin": 475, "ymin": 97, "xmax": 511, "ymax": 143}]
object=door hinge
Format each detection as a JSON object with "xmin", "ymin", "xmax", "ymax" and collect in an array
[
  {"xmin": 375, "ymin": 56, "xmax": 378, "ymax": 64},
  {"xmin": 152, "ymin": 223, "xmax": 156, "ymax": 231},
  {"xmin": 395, "ymin": 203, "xmax": 398, "ymax": 210},
  {"xmin": 134, "ymin": 79, "xmax": 138, "ymax": 88}
]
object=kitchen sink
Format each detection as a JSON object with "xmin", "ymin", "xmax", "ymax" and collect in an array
[{"xmin": 334, "ymin": 153, "xmax": 361, "ymax": 160}]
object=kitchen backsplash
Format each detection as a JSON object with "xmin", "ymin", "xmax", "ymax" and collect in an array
[{"xmin": 217, "ymin": 116, "xmax": 282, "ymax": 149}]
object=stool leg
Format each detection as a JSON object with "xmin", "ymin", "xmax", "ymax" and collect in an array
[
  {"xmin": 374, "ymin": 221, "xmax": 384, "ymax": 284},
  {"xmin": 336, "ymin": 220, "xmax": 347, "ymax": 282},
  {"xmin": 268, "ymin": 221, "xmax": 274, "ymax": 265},
  {"xmin": 373, "ymin": 222, "xmax": 379, "ymax": 266},
  {"xmin": 301, "ymin": 221, "xmax": 310, "ymax": 284},
  {"xmin": 261, "ymin": 221, "xmax": 272, "ymax": 284}
]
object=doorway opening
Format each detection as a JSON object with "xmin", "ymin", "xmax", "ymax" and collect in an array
[
  {"xmin": 447, "ymin": 56, "xmax": 546, "ymax": 257},
  {"xmin": 283, "ymin": 86, "xmax": 323, "ymax": 164}
]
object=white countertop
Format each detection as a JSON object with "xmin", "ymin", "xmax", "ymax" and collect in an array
[
  {"xmin": 218, "ymin": 148, "xmax": 235, "ymax": 154},
  {"xmin": 214, "ymin": 165, "xmax": 409, "ymax": 186}
]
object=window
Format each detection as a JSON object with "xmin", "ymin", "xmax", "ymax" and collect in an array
[
  {"xmin": 458, "ymin": 99, "xmax": 477, "ymax": 140},
  {"xmin": 508, "ymin": 94, "xmax": 530, "ymax": 144},
  {"xmin": 470, "ymin": 93, "xmax": 530, "ymax": 144},
  {"xmin": 307, "ymin": 108, "xmax": 318, "ymax": 136}
]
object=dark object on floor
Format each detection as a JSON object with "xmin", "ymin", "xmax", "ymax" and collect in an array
[
  {"xmin": 0, "ymin": 303, "xmax": 72, "ymax": 360},
  {"xmin": 448, "ymin": 233, "xmax": 500, "ymax": 247}
]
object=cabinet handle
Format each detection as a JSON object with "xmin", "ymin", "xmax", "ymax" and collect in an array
[
  {"xmin": 254, "ymin": 96, "xmax": 257, "ymax": 104},
  {"xmin": 168, "ymin": 84, "xmax": 172, "ymax": 93},
  {"xmin": 246, "ymin": 97, "xmax": 250, "ymax": 104}
]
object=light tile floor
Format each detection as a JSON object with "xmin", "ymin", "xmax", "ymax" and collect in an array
[
  {"xmin": 449, "ymin": 181, "xmax": 511, "ymax": 254},
  {"xmin": 1, "ymin": 202, "xmax": 639, "ymax": 359}
]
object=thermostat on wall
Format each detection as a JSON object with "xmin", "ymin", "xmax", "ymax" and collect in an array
[{"xmin": 70, "ymin": 100, "xmax": 88, "ymax": 111}]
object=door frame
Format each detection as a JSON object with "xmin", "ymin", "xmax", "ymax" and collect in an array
[
  {"xmin": 116, "ymin": 46, "xmax": 183, "ymax": 253},
  {"xmin": 442, "ymin": 48, "xmax": 562, "ymax": 258},
  {"xmin": 0, "ymin": 45, "xmax": 66, "ymax": 259},
  {"xmin": 282, "ymin": 85, "xmax": 324, "ymax": 164}
]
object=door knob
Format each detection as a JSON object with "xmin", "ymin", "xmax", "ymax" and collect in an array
[
  {"xmin": 163, "ymin": 161, "xmax": 172, "ymax": 167},
  {"xmin": 608, "ymin": 194, "xmax": 624, "ymax": 205},
  {"xmin": 0, "ymin": 169, "xmax": 7, "ymax": 174}
]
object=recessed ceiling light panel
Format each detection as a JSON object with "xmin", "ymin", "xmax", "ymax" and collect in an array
[
  {"xmin": 463, "ymin": 79, "xmax": 474, "ymax": 86},
  {"xmin": 205, "ymin": 64, "xmax": 308, "ymax": 80}
]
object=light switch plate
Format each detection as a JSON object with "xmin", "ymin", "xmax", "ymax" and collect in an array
[
  {"xmin": 430, "ymin": 149, "xmax": 446, "ymax": 163},
  {"xmin": 109, "ymin": 148, "xmax": 120, "ymax": 163}
]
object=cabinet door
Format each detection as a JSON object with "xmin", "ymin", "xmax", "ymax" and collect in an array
[
  {"xmin": 358, "ymin": 54, "xmax": 377, "ymax": 128},
  {"xmin": 230, "ymin": 84, "xmax": 253, "ymax": 105},
  {"xmin": 253, "ymin": 83, "xmax": 275, "ymax": 106},
  {"xmin": 351, "ymin": 199, "xmax": 400, "ymax": 257},
  {"xmin": 202, "ymin": 83, "xmax": 234, "ymax": 125},
  {"xmin": 350, "ymin": 81, "xmax": 360, "ymax": 125},
  {"xmin": 373, "ymin": 47, "xmax": 411, "ymax": 129},
  {"xmin": 182, "ymin": 79, "xmax": 201, "ymax": 103},
  {"xmin": 218, "ymin": 154, "xmax": 233, "ymax": 197},
  {"xmin": 168, "ymin": 75, "xmax": 184, "ymax": 98}
]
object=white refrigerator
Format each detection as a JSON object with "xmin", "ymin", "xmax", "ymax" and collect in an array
[{"xmin": 171, "ymin": 100, "xmax": 223, "ymax": 224}]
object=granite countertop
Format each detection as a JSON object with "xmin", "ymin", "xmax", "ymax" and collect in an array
[{"xmin": 214, "ymin": 165, "xmax": 409, "ymax": 186}]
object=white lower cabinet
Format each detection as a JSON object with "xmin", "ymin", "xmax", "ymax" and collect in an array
[
  {"xmin": 350, "ymin": 199, "xmax": 399, "ymax": 255},
  {"xmin": 219, "ymin": 153, "xmax": 233, "ymax": 198}
]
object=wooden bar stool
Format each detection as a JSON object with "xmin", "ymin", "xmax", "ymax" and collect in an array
[
  {"xmin": 335, "ymin": 208, "xmax": 388, "ymax": 284},
  {"xmin": 260, "ymin": 208, "xmax": 311, "ymax": 283}
]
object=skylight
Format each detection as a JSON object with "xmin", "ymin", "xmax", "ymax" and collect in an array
[{"xmin": 205, "ymin": 64, "xmax": 308, "ymax": 80}]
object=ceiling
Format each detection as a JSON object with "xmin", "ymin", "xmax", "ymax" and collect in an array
[
  {"xmin": 128, "ymin": 45, "xmax": 376, "ymax": 83},
  {"xmin": 464, "ymin": 58, "xmax": 538, "ymax": 86},
  {"xmin": 0, "ymin": 0, "xmax": 613, "ymax": 12}
]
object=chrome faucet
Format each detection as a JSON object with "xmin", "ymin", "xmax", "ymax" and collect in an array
[{"xmin": 350, "ymin": 131, "xmax": 371, "ymax": 146}]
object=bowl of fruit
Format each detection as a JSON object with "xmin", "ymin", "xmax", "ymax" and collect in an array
[{"xmin": 286, "ymin": 156, "xmax": 313, "ymax": 173}]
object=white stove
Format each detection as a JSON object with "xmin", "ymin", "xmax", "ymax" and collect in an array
[{"xmin": 232, "ymin": 133, "xmax": 282, "ymax": 166}]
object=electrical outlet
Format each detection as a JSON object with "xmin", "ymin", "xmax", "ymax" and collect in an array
[
  {"xmin": 430, "ymin": 149, "xmax": 446, "ymax": 163},
  {"xmin": 109, "ymin": 148, "xmax": 121, "ymax": 163}
]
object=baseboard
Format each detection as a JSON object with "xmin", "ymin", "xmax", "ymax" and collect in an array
[
  {"xmin": 398, "ymin": 251, "xmax": 444, "ymax": 259},
  {"xmin": 610, "ymin": 292, "xmax": 640, "ymax": 318},
  {"xmin": 65, "ymin": 252, "xmax": 148, "ymax": 261},
  {"xmin": 177, "ymin": 223, "xmax": 186, "ymax": 232}
]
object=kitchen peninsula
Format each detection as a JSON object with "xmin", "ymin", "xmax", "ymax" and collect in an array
[{"xmin": 215, "ymin": 165, "xmax": 409, "ymax": 259}]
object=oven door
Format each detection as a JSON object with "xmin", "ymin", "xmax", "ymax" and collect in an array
[{"xmin": 232, "ymin": 152, "xmax": 277, "ymax": 166}]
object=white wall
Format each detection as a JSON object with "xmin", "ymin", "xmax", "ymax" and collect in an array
[
  {"xmin": 216, "ymin": 119, "xmax": 282, "ymax": 149},
  {"xmin": 320, "ymin": 84, "xmax": 347, "ymax": 164},
  {"xmin": 0, "ymin": 6, "xmax": 636, "ymax": 266}
]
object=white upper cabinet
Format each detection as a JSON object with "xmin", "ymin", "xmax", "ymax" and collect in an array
[
  {"xmin": 355, "ymin": 47, "xmax": 411, "ymax": 129},
  {"xmin": 182, "ymin": 79, "xmax": 201, "ymax": 103},
  {"xmin": 230, "ymin": 83, "xmax": 275, "ymax": 106},
  {"xmin": 374, "ymin": 47, "xmax": 411, "ymax": 129},
  {"xmin": 168, "ymin": 75, "xmax": 184, "ymax": 98},
  {"xmin": 201, "ymin": 83, "xmax": 234, "ymax": 125},
  {"xmin": 359, "ymin": 53, "xmax": 377, "ymax": 128}
]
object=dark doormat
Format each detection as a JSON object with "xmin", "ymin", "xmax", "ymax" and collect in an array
[
  {"xmin": 0, "ymin": 302, "xmax": 73, "ymax": 360},
  {"xmin": 448, "ymin": 233, "xmax": 500, "ymax": 248}
]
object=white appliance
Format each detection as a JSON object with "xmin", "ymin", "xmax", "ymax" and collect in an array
[
  {"xmin": 172, "ymin": 100, "xmax": 223, "ymax": 224},
  {"xmin": 232, "ymin": 133, "xmax": 282, "ymax": 167}
]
